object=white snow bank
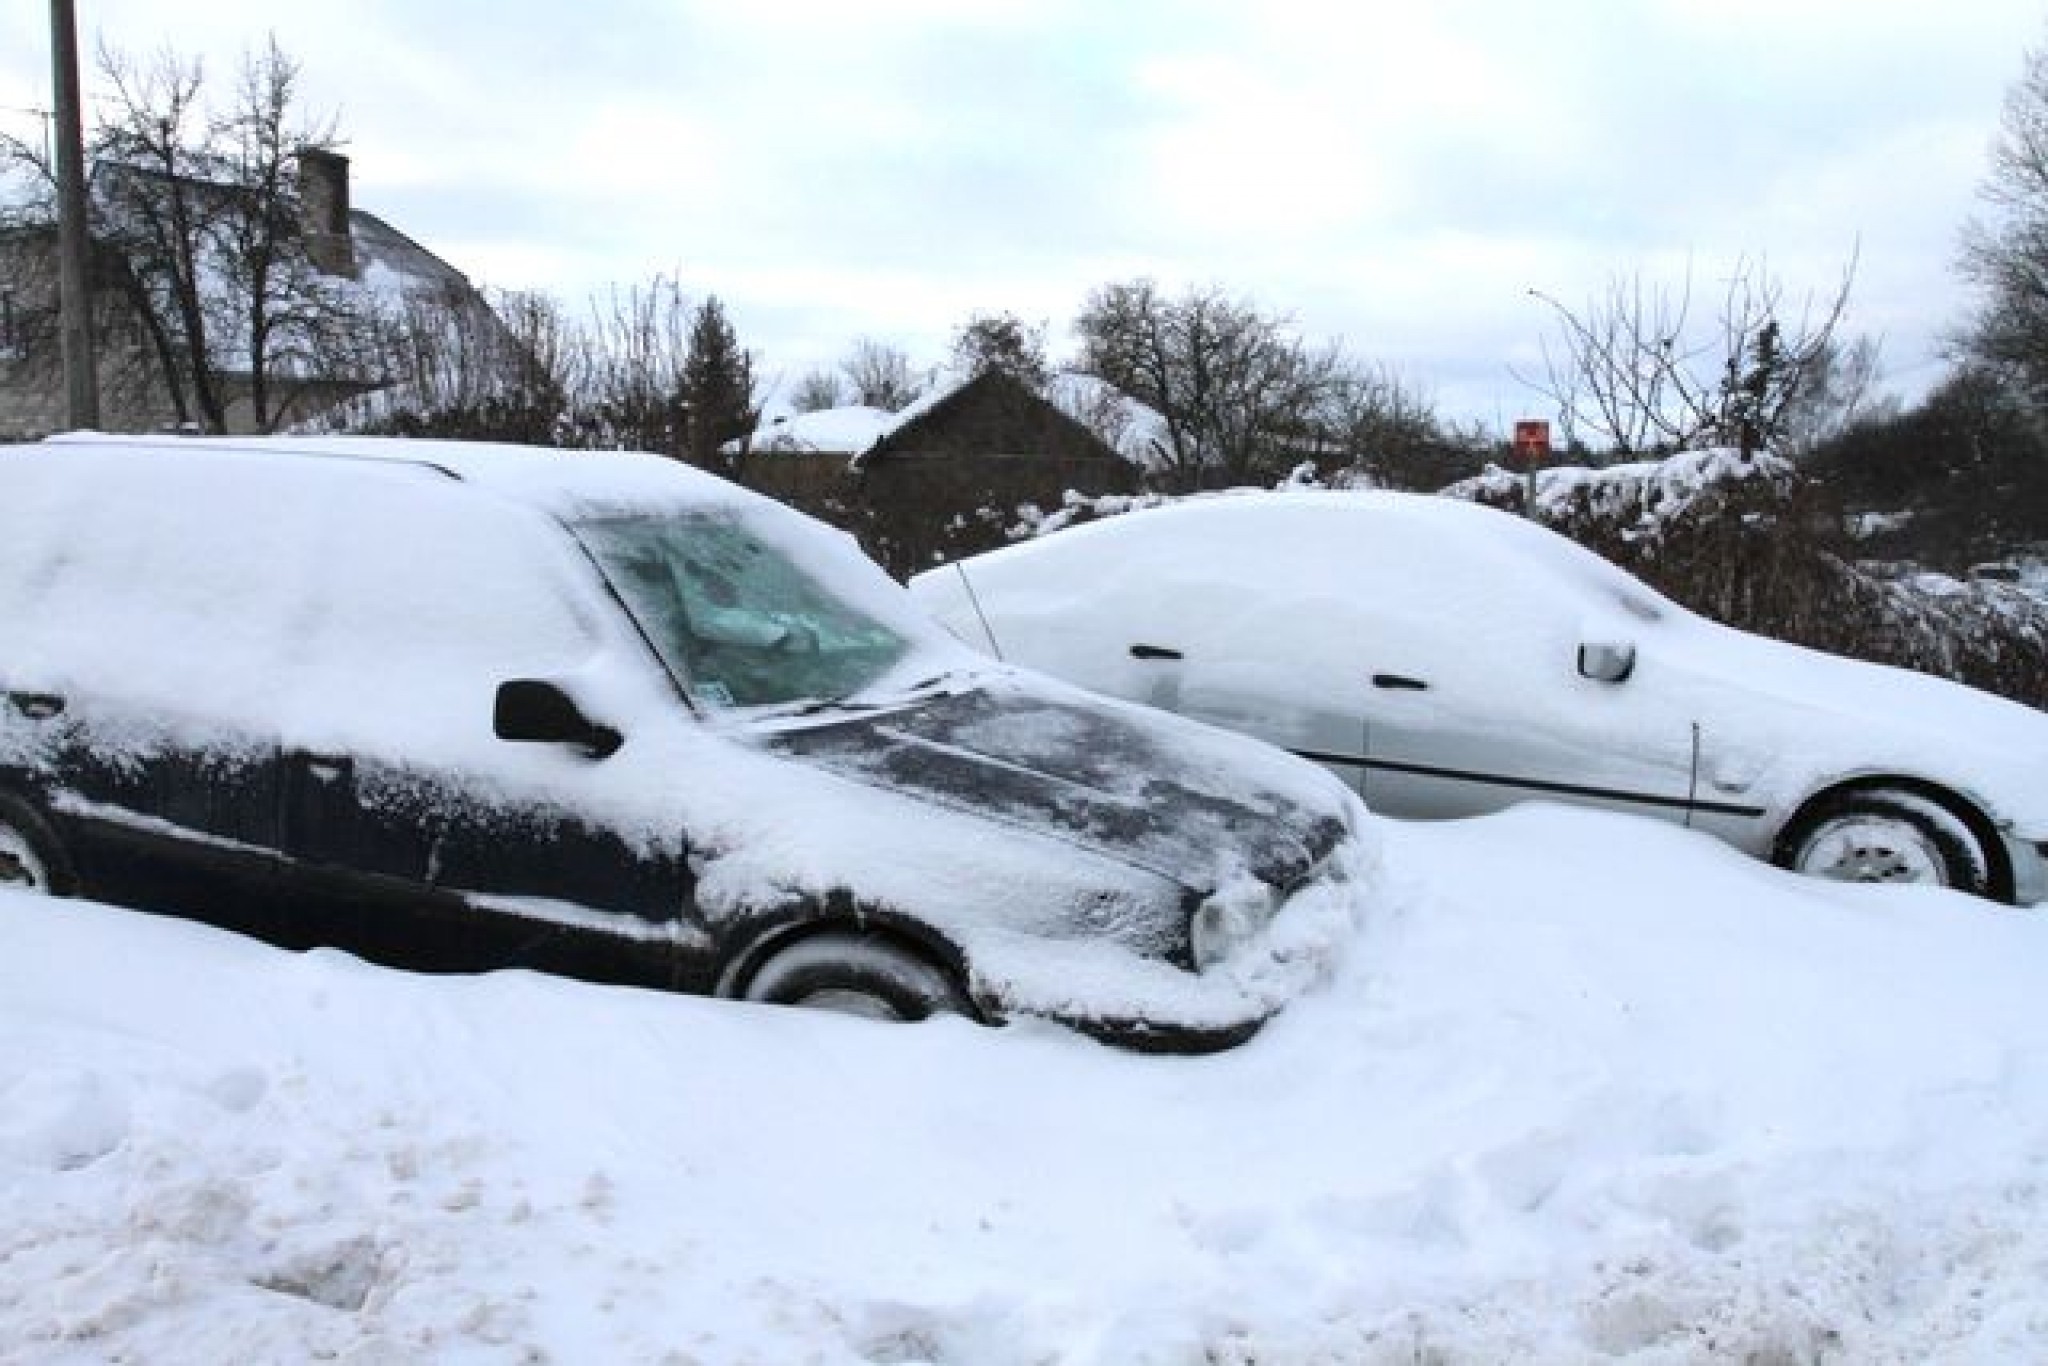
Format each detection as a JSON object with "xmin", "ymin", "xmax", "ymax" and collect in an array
[{"xmin": 4, "ymin": 804, "xmax": 2046, "ymax": 1362}]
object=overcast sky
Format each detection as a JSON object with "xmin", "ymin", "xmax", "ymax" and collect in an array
[{"xmin": 3, "ymin": 0, "xmax": 2041, "ymax": 426}]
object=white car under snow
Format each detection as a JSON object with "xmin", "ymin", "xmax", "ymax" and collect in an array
[{"xmin": 912, "ymin": 490, "xmax": 2048, "ymax": 906}]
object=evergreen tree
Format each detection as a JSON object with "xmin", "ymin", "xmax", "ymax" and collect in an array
[{"xmin": 680, "ymin": 295, "xmax": 758, "ymax": 469}]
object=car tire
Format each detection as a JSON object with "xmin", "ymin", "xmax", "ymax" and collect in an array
[
  {"xmin": 741, "ymin": 931, "xmax": 971, "ymax": 1022},
  {"xmin": 1779, "ymin": 787, "xmax": 1993, "ymax": 897},
  {"xmin": 0, "ymin": 793, "xmax": 76, "ymax": 896}
]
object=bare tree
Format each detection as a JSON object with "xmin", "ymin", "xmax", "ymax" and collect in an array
[
  {"xmin": 840, "ymin": 337, "xmax": 923, "ymax": 411},
  {"xmin": 1960, "ymin": 33, "xmax": 2048, "ymax": 405},
  {"xmin": 1777, "ymin": 333, "xmax": 1896, "ymax": 458},
  {"xmin": 788, "ymin": 367, "xmax": 845, "ymax": 413},
  {"xmin": 208, "ymin": 39, "xmax": 372, "ymax": 431},
  {"xmin": 951, "ymin": 310, "xmax": 1049, "ymax": 390},
  {"xmin": 90, "ymin": 43, "xmax": 222, "ymax": 428},
  {"xmin": 1319, "ymin": 363, "xmax": 1484, "ymax": 490},
  {"xmin": 494, "ymin": 288, "xmax": 588, "ymax": 411},
  {"xmin": 3, "ymin": 38, "xmax": 378, "ymax": 433},
  {"xmin": 339, "ymin": 284, "xmax": 583, "ymax": 443},
  {"xmin": 1519, "ymin": 254, "xmax": 1857, "ymax": 459},
  {"xmin": 1075, "ymin": 279, "xmax": 1339, "ymax": 489},
  {"xmin": 580, "ymin": 274, "xmax": 693, "ymax": 451}
]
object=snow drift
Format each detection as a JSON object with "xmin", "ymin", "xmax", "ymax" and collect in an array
[{"xmin": 4, "ymin": 804, "xmax": 2045, "ymax": 1363}]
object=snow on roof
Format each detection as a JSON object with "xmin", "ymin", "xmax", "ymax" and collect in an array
[
  {"xmin": 72, "ymin": 161, "xmax": 490, "ymax": 390},
  {"xmin": 741, "ymin": 370, "xmax": 1161, "ymax": 468},
  {"xmin": 347, "ymin": 208, "xmax": 478, "ymax": 311},
  {"xmin": 1046, "ymin": 372, "xmax": 1172, "ymax": 468},
  {"xmin": 745, "ymin": 404, "xmax": 902, "ymax": 456},
  {"xmin": 740, "ymin": 367, "xmax": 980, "ymax": 460}
]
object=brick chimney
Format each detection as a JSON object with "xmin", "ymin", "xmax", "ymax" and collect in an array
[{"xmin": 297, "ymin": 148, "xmax": 356, "ymax": 278}]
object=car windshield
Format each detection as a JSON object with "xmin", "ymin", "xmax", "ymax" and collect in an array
[{"xmin": 576, "ymin": 511, "xmax": 911, "ymax": 709}]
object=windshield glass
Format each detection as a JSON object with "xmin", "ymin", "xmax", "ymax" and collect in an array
[{"xmin": 576, "ymin": 511, "xmax": 911, "ymax": 709}]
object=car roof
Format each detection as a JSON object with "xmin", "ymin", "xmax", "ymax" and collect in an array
[
  {"xmin": 34, "ymin": 432, "xmax": 767, "ymax": 522},
  {"xmin": 930, "ymin": 486, "xmax": 1682, "ymax": 623}
]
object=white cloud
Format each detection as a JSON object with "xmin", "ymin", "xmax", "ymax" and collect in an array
[{"xmin": 4, "ymin": 0, "xmax": 2042, "ymax": 425}]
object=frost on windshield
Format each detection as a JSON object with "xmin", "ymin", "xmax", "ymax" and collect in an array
[{"xmin": 577, "ymin": 512, "xmax": 909, "ymax": 709}]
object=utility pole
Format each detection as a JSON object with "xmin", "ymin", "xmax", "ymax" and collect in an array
[{"xmin": 51, "ymin": 0, "xmax": 99, "ymax": 428}]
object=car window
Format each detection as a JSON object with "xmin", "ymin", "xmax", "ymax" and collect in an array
[{"xmin": 577, "ymin": 512, "xmax": 910, "ymax": 709}]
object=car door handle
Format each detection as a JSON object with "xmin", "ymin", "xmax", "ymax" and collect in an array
[
  {"xmin": 1130, "ymin": 643, "xmax": 1184, "ymax": 661},
  {"xmin": 1372, "ymin": 673, "xmax": 1429, "ymax": 691},
  {"xmin": 298, "ymin": 753, "xmax": 353, "ymax": 785},
  {"xmin": 6, "ymin": 691, "xmax": 65, "ymax": 720}
]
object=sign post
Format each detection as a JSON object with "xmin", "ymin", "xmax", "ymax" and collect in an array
[{"xmin": 1512, "ymin": 419, "xmax": 1550, "ymax": 516}]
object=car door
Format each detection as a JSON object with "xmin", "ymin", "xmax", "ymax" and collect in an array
[
  {"xmin": 937, "ymin": 516, "xmax": 1374, "ymax": 795},
  {"xmin": 1357, "ymin": 640, "xmax": 1700, "ymax": 823},
  {"xmin": 0, "ymin": 453, "xmax": 292, "ymax": 932},
  {"xmin": 273, "ymin": 478, "xmax": 696, "ymax": 985},
  {"xmin": 1341, "ymin": 513, "xmax": 1700, "ymax": 825},
  {"xmin": 278, "ymin": 728, "xmax": 695, "ymax": 985}
]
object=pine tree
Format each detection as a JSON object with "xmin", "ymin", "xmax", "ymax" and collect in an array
[{"xmin": 680, "ymin": 295, "xmax": 758, "ymax": 470}]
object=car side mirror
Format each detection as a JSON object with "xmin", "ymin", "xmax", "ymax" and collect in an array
[
  {"xmin": 494, "ymin": 679, "xmax": 624, "ymax": 759},
  {"xmin": 1577, "ymin": 641, "xmax": 1636, "ymax": 684}
]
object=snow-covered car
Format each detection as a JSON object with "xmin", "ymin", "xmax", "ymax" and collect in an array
[
  {"xmin": 0, "ymin": 436, "xmax": 1371, "ymax": 1050},
  {"xmin": 911, "ymin": 491, "xmax": 2048, "ymax": 906}
]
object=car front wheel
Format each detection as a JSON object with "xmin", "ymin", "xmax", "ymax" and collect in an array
[
  {"xmin": 740, "ymin": 931, "xmax": 972, "ymax": 1022},
  {"xmin": 0, "ymin": 794, "xmax": 74, "ymax": 896},
  {"xmin": 1781, "ymin": 788, "xmax": 1993, "ymax": 897}
]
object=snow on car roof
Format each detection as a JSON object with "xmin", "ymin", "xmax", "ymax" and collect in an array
[
  {"xmin": 37, "ymin": 431, "xmax": 772, "ymax": 521},
  {"xmin": 925, "ymin": 484, "xmax": 2048, "ymax": 843},
  {"xmin": 972, "ymin": 486, "xmax": 1678, "ymax": 620}
]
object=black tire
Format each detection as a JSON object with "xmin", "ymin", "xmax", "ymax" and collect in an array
[
  {"xmin": 1778, "ymin": 787, "xmax": 1993, "ymax": 897},
  {"xmin": 740, "ymin": 931, "xmax": 970, "ymax": 1022},
  {"xmin": 0, "ymin": 792, "xmax": 76, "ymax": 896}
]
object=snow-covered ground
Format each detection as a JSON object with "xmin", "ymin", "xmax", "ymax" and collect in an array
[{"xmin": 4, "ymin": 805, "xmax": 2046, "ymax": 1364}]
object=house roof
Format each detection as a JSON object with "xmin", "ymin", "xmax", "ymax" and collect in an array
[
  {"xmin": 741, "ymin": 368, "xmax": 1156, "ymax": 469},
  {"xmin": 859, "ymin": 368, "xmax": 1124, "ymax": 469},
  {"xmin": 348, "ymin": 209, "xmax": 478, "ymax": 307},
  {"xmin": 84, "ymin": 159, "xmax": 479, "ymax": 321},
  {"xmin": 746, "ymin": 403, "xmax": 902, "ymax": 455}
]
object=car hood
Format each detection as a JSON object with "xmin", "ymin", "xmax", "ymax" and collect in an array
[{"xmin": 759, "ymin": 675, "xmax": 1352, "ymax": 895}]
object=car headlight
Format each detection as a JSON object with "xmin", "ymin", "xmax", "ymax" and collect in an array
[{"xmin": 1189, "ymin": 878, "xmax": 1279, "ymax": 971}]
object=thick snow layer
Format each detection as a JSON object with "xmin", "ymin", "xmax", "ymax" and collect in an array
[
  {"xmin": 1442, "ymin": 448, "xmax": 1801, "ymax": 540},
  {"xmin": 745, "ymin": 405, "xmax": 901, "ymax": 455},
  {"xmin": 3, "ymin": 804, "xmax": 2045, "ymax": 1362},
  {"xmin": 5, "ymin": 436, "xmax": 1373, "ymax": 1034},
  {"xmin": 923, "ymin": 488, "xmax": 2048, "ymax": 860}
]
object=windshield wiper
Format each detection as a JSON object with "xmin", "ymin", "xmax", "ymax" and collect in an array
[{"xmin": 785, "ymin": 669, "xmax": 973, "ymax": 718}]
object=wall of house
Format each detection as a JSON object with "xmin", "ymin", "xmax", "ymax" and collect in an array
[{"xmin": 0, "ymin": 233, "xmax": 185, "ymax": 440}]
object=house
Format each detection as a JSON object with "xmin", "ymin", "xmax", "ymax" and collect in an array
[
  {"xmin": 738, "ymin": 368, "xmax": 1140, "ymax": 578},
  {"xmin": 0, "ymin": 150, "xmax": 499, "ymax": 440}
]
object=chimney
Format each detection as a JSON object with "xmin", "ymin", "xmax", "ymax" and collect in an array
[{"xmin": 297, "ymin": 148, "xmax": 356, "ymax": 278}]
